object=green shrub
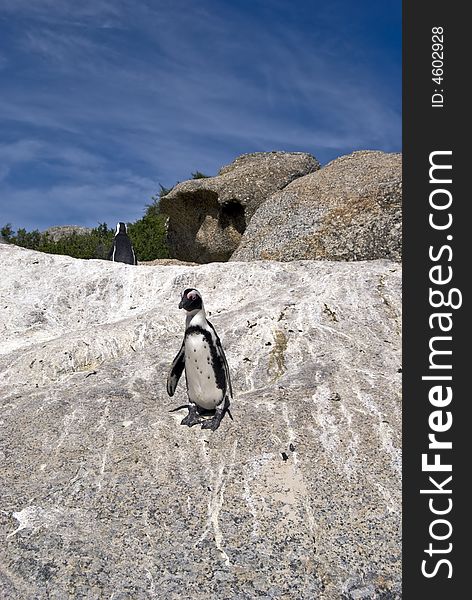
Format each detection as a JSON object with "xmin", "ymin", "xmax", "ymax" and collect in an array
[
  {"xmin": 2, "ymin": 216, "xmax": 169, "ymax": 262},
  {"xmin": 2, "ymin": 170, "xmax": 212, "ymax": 261},
  {"xmin": 128, "ymin": 213, "xmax": 169, "ymax": 261},
  {"xmin": 4, "ymin": 223, "xmax": 114, "ymax": 260},
  {"xmin": 1, "ymin": 223, "xmax": 13, "ymax": 240}
]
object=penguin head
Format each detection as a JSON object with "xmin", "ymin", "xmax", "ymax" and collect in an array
[
  {"xmin": 115, "ymin": 222, "xmax": 127, "ymax": 235},
  {"xmin": 179, "ymin": 288, "xmax": 203, "ymax": 312}
]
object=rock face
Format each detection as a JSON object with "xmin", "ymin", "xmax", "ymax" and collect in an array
[
  {"xmin": 139, "ymin": 258, "xmax": 198, "ymax": 267},
  {"xmin": 0, "ymin": 244, "xmax": 401, "ymax": 599},
  {"xmin": 43, "ymin": 226, "xmax": 93, "ymax": 242},
  {"xmin": 232, "ymin": 151, "xmax": 402, "ymax": 262},
  {"xmin": 159, "ymin": 152, "xmax": 319, "ymax": 263}
]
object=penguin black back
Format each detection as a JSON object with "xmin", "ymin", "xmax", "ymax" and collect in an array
[{"xmin": 107, "ymin": 222, "xmax": 137, "ymax": 265}]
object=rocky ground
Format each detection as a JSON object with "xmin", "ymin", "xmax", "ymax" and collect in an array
[
  {"xmin": 43, "ymin": 226, "xmax": 94, "ymax": 242},
  {"xmin": 0, "ymin": 244, "xmax": 401, "ymax": 599}
]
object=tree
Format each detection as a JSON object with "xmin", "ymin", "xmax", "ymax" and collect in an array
[
  {"xmin": 128, "ymin": 212, "xmax": 169, "ymax": 261},
  {"xmin": 1, "ymin": 223, "xmax": 13, "ymax": 240},
  {"xmin": 2, "ymin": 171, "xmax": 229, "ymax": 261},
  {"xmin": 158, "ymin": 183, "xmax": 173, "ymax": 197},
  {"xmin": 3, "ymin": 214, "xmax": 169, "ymax": 262}
]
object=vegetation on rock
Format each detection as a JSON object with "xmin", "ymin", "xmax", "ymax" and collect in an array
[
  {"xmin": 1, "ymin": 170, "xmax": 212, "ymax": 261},
  {"xmin": 2, "ymin": 222, "xmax": 114, "ymax": 260},
  {"xmin": 2, "ymin": 211, "xmax": 170, "ymax": 261}
]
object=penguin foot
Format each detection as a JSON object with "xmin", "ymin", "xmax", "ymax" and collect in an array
[
  {"xmin": 180, "ymin": 403, "xmax": 203, "ymax": 427},
  {"xmin": 201, "ymin": 417, "xmax": 219, "ymax": 431},
  {"xmin": 180, "ymin": 413, "xmax": 203, "ymax": 427},
  {"xmin": 200, "ymin": 397, "xmax": 231, "ymax": 431}
]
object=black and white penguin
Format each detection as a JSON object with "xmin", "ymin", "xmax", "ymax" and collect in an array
[
  {"xmin": 167, "ymin": 288, "xmax": 233, "ymax": 431},
  {"xmin": 107, "ymin": 222, "xmax": 137, "ymax": 265}
]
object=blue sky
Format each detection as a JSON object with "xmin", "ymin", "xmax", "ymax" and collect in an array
[{"xmin": 0, "ymin": 0, "xmax": 401, "ymax": 231}]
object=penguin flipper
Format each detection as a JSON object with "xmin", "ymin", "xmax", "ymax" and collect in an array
[
  {"xmin": 216, "ymin": 336, "xmax": 233, "ymax": 398},
  {"xmin": 207, "ymin": 321, "xmax": 233, "ymax": 399},
  {"xmin": 220, "ymin": 347, "xmax": 233, "ymax": 399},
  {"xmin": 167, "ymin": 341, "xmax": 185, "ymax": 396}
]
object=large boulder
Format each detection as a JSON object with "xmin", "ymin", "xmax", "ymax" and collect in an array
[
  {"xmin": 159, "ymin": 152, "xmax": 319, "ymax": 263},
  {"xmin": 0, "ymin": 244, "xmax": 401, "ymax": 599},
  {"xmin": 232, "ymin": 151, "xmax": 402, "ymax": 262}
]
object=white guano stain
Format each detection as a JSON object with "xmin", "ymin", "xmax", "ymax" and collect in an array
[
  {"xmin": 97, "ymin": 429, "xmax": 115, "ymax": 490},
  {"xmin": 282, "ymin": 402, "xmax": 298, "ymax": 465},
  {"xmin": 197, "ymin": 440, "xmax": 238, "ymax": 566}
]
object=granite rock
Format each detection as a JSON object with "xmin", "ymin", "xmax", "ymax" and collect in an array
[
  {"xmin": 159, "ymin": 152, "xmax": 319, "ymax": 263},
  {"xmin": 43, "ymin": 226, "xmax": 93, "ymax": 242},
  {"xmin": 138, "ymin": 258, "xmax": 198, "ymax": 267},
  {"xmin": 0, "ymin": 244, "xmax": 401, "ymax": 599},
  {"xmin": 232, "ymin": 151, "xmax": 402, "ymax": 262}
]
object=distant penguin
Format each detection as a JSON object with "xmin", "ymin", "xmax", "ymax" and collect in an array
[
  {"xmin": 107, "ymin": 222, "xmax": 137, "ymax": 265},
  {"xmin": 167, "ymin": 288, "xmax": 233, "ymax": 431}
]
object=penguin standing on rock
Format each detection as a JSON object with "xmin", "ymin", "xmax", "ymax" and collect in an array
[
  {"xmin": 107, "ymin": 222, "xmax": 137, "ymax": 265},
  {"xmin": 167, "ymin": 288, "xmax": 233, "ymax": 431}
]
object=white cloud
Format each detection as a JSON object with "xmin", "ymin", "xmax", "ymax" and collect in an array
[{"xmin": 0, "ymin": 139, "xmax": 106, "ymax": 170}]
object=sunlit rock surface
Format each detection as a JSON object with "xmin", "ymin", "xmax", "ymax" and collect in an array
[
  {"xmin": 232, "ymin": 151, "xmax": 402, "ymax": 263},
  {"xmin": 0, "ymin": 244, "xmax": 401, "ymax": 599},
  {"xmin": 159, "ymin": 152, "xmax": 319, "ymax": 263},
  {"xmin": 43, "ymin": 226, "xmax": 94, "ymax": 242}
]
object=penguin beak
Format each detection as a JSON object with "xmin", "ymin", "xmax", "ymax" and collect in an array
[{"xmin": 178, "ymin": 297, "xmax": 186, "ymax": 310}]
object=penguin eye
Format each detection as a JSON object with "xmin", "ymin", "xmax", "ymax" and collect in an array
[{"xmin": 188, "ymin": 292, "xmax": 197, "ymax": 300}]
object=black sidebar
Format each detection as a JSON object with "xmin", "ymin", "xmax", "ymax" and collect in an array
[{"xmin": 403, "ymin": 2, "xmax": 467, "ymax": 597}]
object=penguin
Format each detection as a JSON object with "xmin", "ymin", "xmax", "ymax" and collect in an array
[
  {"xmin": 167, "ymin": 288, "xmax": 233, "ymax": 431},
  {"xmin": 107, "ymin": 222, "xmax": 137, "ymax": 265}
]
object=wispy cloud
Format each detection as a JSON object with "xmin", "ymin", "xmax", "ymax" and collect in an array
[
  {"xmin": 21, "ymin": 29, "xmax": 114, "ymax": 65},
  {"xmin": 0, "ymin": 139, "xmax": 107, "ymax": 175},
  {"xmin": 0, "ymin": 0, "xmax": 123, "ymax": 26}
]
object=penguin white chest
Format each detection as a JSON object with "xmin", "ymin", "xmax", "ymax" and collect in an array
[{"xmin": 185, "ymin": 333, "xmax": 222, "ymax": 410}]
